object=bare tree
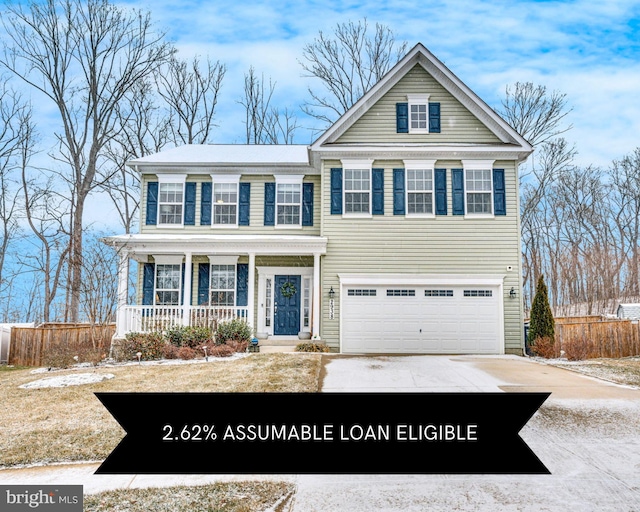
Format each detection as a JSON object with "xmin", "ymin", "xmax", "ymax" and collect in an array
[
  {"xmin": 155, "ymin": 55, "xmax": 226, "ymax": 145},
  {"xmin": 1, "ymin": 0, "xmax": 172, "ymax": 322},
  {"xmin": 0, "ymin": 83, "xmax": 29, "ymax": 290},
  {"xmin": 300, "ymin": 19, "xmax": 407, "ymax": 126},
  {"xmin": 101, "ymin": 79, "xmax": 171, "ymax": 233},
  {"xmin": 80, "ymin": 234, "xmax": 118, "ymax": 324},
  {"xmin": 239, "ymin": 66, "xmax": 299, "ymax": 144}
]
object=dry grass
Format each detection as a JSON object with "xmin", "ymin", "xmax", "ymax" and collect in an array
[
  {"xmin": 0, "ymin": 353, "xmax": 322, "ymax": 467},
  {"xmin": 545, "ymin": 356, "xmax": 640, "ymax": 387},
  {"xmin": 84, "ymin": 481, "xmax": 295, "ymax": 512}
]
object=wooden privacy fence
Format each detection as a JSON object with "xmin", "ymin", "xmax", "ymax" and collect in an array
[
  {"xmin": 8, "ymin": 323, "xmax": 115, "ymax": 367},
  {"xmin": 554, "ymin": 317, "xmax": 640, "ymax": 359}
]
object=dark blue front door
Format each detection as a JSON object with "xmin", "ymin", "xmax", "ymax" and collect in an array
[{"xmin": 274, "ymin": 275, "xmax": 301, "ymax": 336}]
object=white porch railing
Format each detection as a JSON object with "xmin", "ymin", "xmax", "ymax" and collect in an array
[{"xmin": 121, "ymin": 306, "xmax": 249, "ymax": 334}]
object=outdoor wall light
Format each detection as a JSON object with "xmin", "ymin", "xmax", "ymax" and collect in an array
[
  {"xmin": 328, "ymin": 286, "xmax": 335, "ymax": 299},
  {"xmin": 509, "ymin": 287, "xmax": 517, "ymax": 299}
]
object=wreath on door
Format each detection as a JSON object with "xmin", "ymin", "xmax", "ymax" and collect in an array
[{"xmin": 280, "ymin": 281, "xmax": 297, "ymax": 298}]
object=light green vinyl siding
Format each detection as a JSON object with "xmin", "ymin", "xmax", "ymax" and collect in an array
[
  {"xmin": 336, "ymin": 65, "xmax": 501, "ymax": 144},
  {"xmin": 319, "ymin": 159, "xmax": 522, "ymax": 354},
  {"xmin": 140, "ymin": 174, "xmax": 321, "ymax": 235}
]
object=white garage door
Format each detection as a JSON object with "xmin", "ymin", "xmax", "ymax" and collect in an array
[{"xmin": 341, "ymin": 284, "xmax": 502, "ymax": 354}]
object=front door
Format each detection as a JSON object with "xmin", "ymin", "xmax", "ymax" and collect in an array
[{"xmin": 274, "ymin": 275, "xmax": 301, "ymax": 335}]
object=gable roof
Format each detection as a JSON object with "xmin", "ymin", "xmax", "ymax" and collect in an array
[{"xmin": 311, "ymin": 43, "xmax": 532, "ymax": 155}]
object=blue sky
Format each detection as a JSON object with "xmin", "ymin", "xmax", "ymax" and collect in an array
[{"xmin": 119, "ymin": 0, "xmax": 640, "ymax": 169}]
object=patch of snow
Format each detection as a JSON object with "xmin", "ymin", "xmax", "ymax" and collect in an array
[{"xmin": 19, "ymin": 373, "xmax": 115, "ymax": 389}]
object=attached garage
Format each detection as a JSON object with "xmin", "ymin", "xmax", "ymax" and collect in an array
[{"xmin": 340, "ymin": 276, "xmax": 504, "ymax": 354}]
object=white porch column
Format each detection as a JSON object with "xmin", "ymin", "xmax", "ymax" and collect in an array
[
  {"xmin": 115, "ymin": 250, "xmax": 129, "ymax": 338},
  {"xmin": 247, "ymin": 253, "xmax": 256, "ymax": 331},
  {"xmin": 312, "ymin": 252, "xmax": 321, "ymax": 338},
  {"xmin": 182, "ymin": 252, "xmax": 192, "ymax": 326}
]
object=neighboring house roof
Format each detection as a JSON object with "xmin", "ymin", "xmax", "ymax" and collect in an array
[
  {"xmin": 617, "ymin": 304, "xmax": 640, "ymax": 320},
  {"xmin": 311, "ymin": 42, "xmax": 533, "ymax": 159},
  {"xmin": 127, "ymin": 144, "xmax": 313, "ymax": 173}
]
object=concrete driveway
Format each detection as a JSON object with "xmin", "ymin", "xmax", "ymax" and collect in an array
[
  {"xmin": 1, "ymin": 354, "xmax": 639, "ymax": 511},
  {"xmin": 290, "ymin": 354, "xmax": 640, "ymax": 511}
]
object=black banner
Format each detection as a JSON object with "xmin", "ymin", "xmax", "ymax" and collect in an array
[{"xmin": 95, "ymin": 392, "xmax": 550, "ymax": 474}]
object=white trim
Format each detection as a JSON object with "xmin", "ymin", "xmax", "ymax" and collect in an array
[
  {"xmin": 462, "ymin": 159, "xmax": 496, "ymax": 170},
  {"xmin": 463, "ymin": 167, "xmax": 494, "ymax": 216},
  {"xmin": 207, "ymin": 255, "xmax": 240, "ymax": 265},
  {"xmin": 274, "ymin": 174, "xmax": 304, "ymax": 184},
  {"xmin": 153, "ymin": 254, "xmax": 184, "ymax": 265},
  {"xmin": 157, "ymin": 174, "xmax": 187, "ymax": 184},
  {"xmin": 403, "ymin": 159, "xmax": 437, "ymax": 170},
  {"xmin": 342, "ymin": 165, "xmax": 373, "ymax": 216},
  {"xmin": 210, "ymin": 174, "xmax": 241, "ymax": 183}
]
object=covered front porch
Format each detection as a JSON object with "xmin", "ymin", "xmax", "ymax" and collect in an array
[{"xmin": 103, "ymin": 234, "xmax": 328, "ymax": 340}]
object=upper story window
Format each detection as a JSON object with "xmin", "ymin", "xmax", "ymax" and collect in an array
[
  {"xmin": 155, "ymin": 174, "xmax": 187, "ymax": 226},
  {"xmin": 158, "ymin": 183, "xmax": 183, "ymax": 225},
  {"xmin": 155, "ymin": 264, "xmax": 181, "ymax": 305},
  {"xmin": 275, "ymin": 175, "xmax": 303, "ymax": 226},
  {"xmin": 464, "ymin": 164, "xmax": 493, "ymax": 215},
  {"xmin": 342, "ymin": 160, "xmax": 373, "ymax": 215},
  {"xmin": 211, "ymin": 175, "xmax": 240, "ymax": 226}
]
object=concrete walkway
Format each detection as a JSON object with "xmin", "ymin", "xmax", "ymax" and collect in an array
[{"xmin": 1, "ymin": 355, "xmax": 640, "ymax": 511}]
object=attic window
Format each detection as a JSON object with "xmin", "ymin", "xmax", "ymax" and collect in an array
[{"xmin": 408, "ymin": 94, "xmax": 429, "ymax": 133}]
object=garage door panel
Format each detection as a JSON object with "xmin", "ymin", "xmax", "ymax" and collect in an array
[{"xmin": 342, "ymin": 284, "xmax": 501, "ymax": 354}]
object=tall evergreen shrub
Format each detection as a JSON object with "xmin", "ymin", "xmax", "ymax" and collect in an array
[{"xmin": 528, "ymin": 274, "xmax": 555, "ymax": 347}]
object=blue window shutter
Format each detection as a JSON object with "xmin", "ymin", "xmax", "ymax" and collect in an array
[
  {"xmin": 197, "ymin": 263, "xmax": 210, "ymax": 305},
  {"xmin": 145, "ymin": 182, "xmax": 158, "ymax": 225},
  {"xmin": 302, "ymin": 182, "xmax": 314, "ymax": 226},
  {"xmin": 452, "ymin": 169, "xmax": 465, "ymax": 215},
  {"xmin": 200, "ymin": 182, "xmax": 212, "ymax": 225},
  {"xmin": 429, "ymin": 102, "xmax": 441, "ymax": 133},
  {"xmin": 236, "ymin": 263, "xmax": 248, "ymax": 307},
  {"xmin": 264, "ymin": 182, "xmax": 275, "ymax": 226},
  {"xmin": 330, "ymin": 168, "xmax": 342, "ymax": 215},
  {"xmin": 393, "ymin": 169, "xmax": 405, "ymax": 215},
  {"xmin": 396, "ymin": 103, "xmax": 409, "ymax": 133},
  {"xmin": 372, "ymin": 168, "xmax": 384, "ymax": 215},
  {"xmin": 239, "ymin": 182, "xmax": 251, "ymax": 226},
  {"xmin": 493, "ymin": 169, "xmax": 506, "ymax": 216},
  {"xmin": 435, "ymin": 168, "xmax": 447, "ymax": 215},
  {"xmin": 184, "ymin": 182, "xmax": 196, "ymax": 225},
  {"xmin": 142, "ymin": 263, "xmax": 155, "ymax": 305}
]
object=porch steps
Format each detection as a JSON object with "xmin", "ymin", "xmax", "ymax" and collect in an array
[{"xmin": 254, "ymin": 336, "xmax": 300, "ymax": 353}]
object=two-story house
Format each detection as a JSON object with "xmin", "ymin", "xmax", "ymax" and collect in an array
[{"xmin": 104, "ymin": 43, "xmax": 532, "ymax": 355}]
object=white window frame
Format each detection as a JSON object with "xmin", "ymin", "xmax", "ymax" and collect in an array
[
  {"xmin": 342, "ymin": 159, "xmax": 373, "ymax": 217},
  {"xmin": 208, "ymin": 256, "xmax": 239, "ymax": 307},
  {"xmin": 407, "ymin": 94, "xmax": 430, "ymax": 134},
  {"xmin": 153, "ymin": 255, "xmax": 183, "ymax": 305},
  {"xmin": 462, "ymin": 160, "xmax": 495, "ymax": 218},
  {"xmin": 157, "ymin": 174, "xmax": 186, "ymax": 227},
  {"xmin": 274, "ymin": 175, "xmax": 303, "ymax": 228},
  {"xmin": 210, "ymin": 174, "xmax": 240, "ymax": 228},
  {"xmin": 404, "ymin": 159, "xmax": 436, "ymax": 217}
]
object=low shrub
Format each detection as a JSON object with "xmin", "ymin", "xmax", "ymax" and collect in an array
[
  {"xmin": 165, "ymin": 326, "xmax": 214, "ymax": 349},
  {"xmin": 530, "ymin": 336, "xmax": 559, "ymax": 359},
  {"xmin": 564, "ymin": 336, "xmax": 590, "ymax": 361},
  {"xmin": 120, "ymin": 332, "xmax": 165, "ymax": 361},
  {"xmin": 215, "ymin": 319, "xmax": 252, "ymax": 345},
  {"xmin": 42, "ymin": 344, "xmax": 77, "ymax": 369},
  {"xmin": 208, "ymin": 344, "xmax": 236, "ymax": 358},
  {"xmin": 162, "ymin": 343, "xmax": 180, "ymax": 360},
  {"xmin": 295, "ymin": 342, "xmax": 331, "ymax": 353},
  {"xmin": 177, "ymin": 346, "xmax": 198, "ymax": 360}
]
